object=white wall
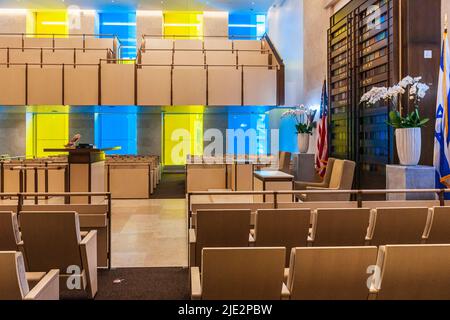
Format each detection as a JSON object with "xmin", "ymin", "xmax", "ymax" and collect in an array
[
  {"xmin": 136, "ymin": 11, "xmax": 163, "ymax": 46},
  {"xmin": 0, "ymin": 10, "xmax": 28, "ymax": 33},
  {"xmin": 267, "ymin": 0, "xmax": 304, "ymax": 106},
  {"xmin": 203, "ymin": 11, "xmax": 228, "ymax": 37},
  {"xmin": 68, "ymin": 10, "xmax": 98, "ymax": 34},
  {"xmin": 303, "ymin": 0, "xmax": 329, "ymax": 107}
]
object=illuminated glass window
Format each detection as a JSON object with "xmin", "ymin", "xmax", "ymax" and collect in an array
[
  {"xmin": 35, "ymin": 11, "xmax": 68, "ymax": 36},
  {"xmin": 229, "ymin": 13, "xmax": 266, "ymax": 39},
  {"xmin": 26, "ymin": 112, "xmax": 69, "ymax": 158},
  {"xmin": 163, "ymin": 12, "xmax": 203, "ymax": 39},
  {"xmin": 227, "ymin": 113, "xmax": 269, "ymax": 156},
  {"xmin": 163, "ymin": 112, "xmax": 204, "ymax": 165},
  {"xmin": 94, "ymin": 113, "xmax": 137, "ymax": 155},
  {"xmin": 99, "ymin": 12, "xmax": 137, "ymax": 59}
]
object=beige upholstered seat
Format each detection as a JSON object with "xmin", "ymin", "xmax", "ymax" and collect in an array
[
  {"xmin": 261, "ymin": 151, "xmax": 292, "ymax": 173},
  {"xmin": 21, "ymin": 204, "xmax": 109, "ymax": 268},
  {"xmin": 367, "ymin": 208, "xmax": 429, "ymax": 246},
  {"xmin": 191, "ymin": 247, "xmax": 287, "ymax": 300},
  {"xmin": 189, "ymin": 209, "xmax": 251, "ymax": 267},
  {"xmin": 253, "ymin": 209, "xmax": 310, "ymax": 266},
  {"xmin": 0, "ymin": 251, "xmax": 59, "ymax": 300},
  {"xmin": 310, "ymin": 208, "xmax": 371, "ymax": 246},
  {"xmin": 0, "ymin": 211, "xmax": 22, "ymax": 251},
  {"xmin": 19, "ymin": 211, "xmax": 98, "ymax": 298},
  {"xmin": 286, "ymin": 247, "xmax": 378, "ymax": 300},
  {"xmin": 295, "ymin": 158, "xmax": 335, "ymax": 190},
  {"xmin": 299, "ymin": 159, "xmax": 355, "ymax": 202},
  {"xmin": 426, "ymin": 207, "xmax": 450, "ymax": 244},
  {"xmin": 371, "ymin": 245, "xmax": 450, "ymax": 300}
]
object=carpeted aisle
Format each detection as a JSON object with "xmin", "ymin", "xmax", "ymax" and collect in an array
[
  {"xmin": 96, "ymin": 268, "xmax": 190, "ymax": 300},
  {"xmin": 63, "ymin": 268, "xmax": 190, "ymax": 300},
  {"xmin": 150, "ymin": 174, "xmax": 186, "ymax": 199}
]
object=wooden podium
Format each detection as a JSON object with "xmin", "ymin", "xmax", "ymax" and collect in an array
[{"xmin": 44, "ymin": 147, "xmax": 120, "ymax": 204}]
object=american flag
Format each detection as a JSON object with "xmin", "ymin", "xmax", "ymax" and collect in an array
[{"xmin": 316, "ymin": 80, "xmax": 329, "ymax": 178}]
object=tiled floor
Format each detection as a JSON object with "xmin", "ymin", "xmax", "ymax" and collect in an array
[{"xmin": 111, "ymin": 199, "xmax": 188, "ymax": 268}]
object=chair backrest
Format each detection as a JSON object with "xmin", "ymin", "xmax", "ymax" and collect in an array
[
  {"xmin": 201, "ymin": 247, "xmax": 285, "ymax": 300},
  {"xmin": 0, "ymin": 212, "xmax": 21, "ymax": 251},
  {"xmin": 254, "ymin": 209, "xmax": 310, "ymax": 266},
  {"xmin": 321, "ymin": 158, "xmax": 336, "ymax": 187},
  {"xmin": 19, "ymin": 211, "xmax": 82, "ymax": 273},
  {"xmin": 370, "ymin": 208, "xmax": 429, "ymax": 246},
  {"xmin": 0, "ymin": 251, "xmax": 29, "ymax": 300},
  {"xmin": 427, "ymin": 207, "xmax": 450, "ymax": 244},
  {"xmin": 376, "ymin": 245, "xmax": 450, "ymax": 300},
  {"xmin": 287, "ymin": 247, "xmax": 377, "ymax": 300},
  {"xmin": 313, "ymin": 208, "xmax": 371, "ymax": 246},
  {"xmin": 279, "ymin": 151, "xmax": 291, "ymax": 173},
  {"xmin": 195, "ymin": 209, "xmax": 251, "ymax": 265},
  {"xmin": 329, "ymin": 159, "xmax": 355, "ymax": 189}
]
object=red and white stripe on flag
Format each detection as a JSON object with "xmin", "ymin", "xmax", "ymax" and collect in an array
[{"xmin": 315, "ymin": 80, "xmax": 329, "ymax": 178}]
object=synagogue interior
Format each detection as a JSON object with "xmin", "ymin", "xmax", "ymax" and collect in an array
[{"xmin": 0, "ymin": 0, "xmax": 449, "ymax": 303}]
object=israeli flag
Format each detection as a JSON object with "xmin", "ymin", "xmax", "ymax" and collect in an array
[{"xmin": 434, "ymin": 29, "xmax": 450, "ymax": 189}]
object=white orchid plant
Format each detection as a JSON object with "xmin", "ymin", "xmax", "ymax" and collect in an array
[
  {"xmin": 360, "ymin": 76, "xmax": 430, "ymax": 129},
  {"xmin": 281, "ymin": 105, "xmax": 317, "ymax": 135}
]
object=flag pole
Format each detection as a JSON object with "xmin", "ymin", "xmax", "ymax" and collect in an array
[{"xmin": 445, "ymin": 14, "xmax": 448, "ymax": 33}]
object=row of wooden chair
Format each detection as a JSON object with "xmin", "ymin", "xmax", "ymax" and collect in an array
[
  {"xmin": 105, "ymin": 155, "xmax": 161, "ymax": 199},
  {"xmin": 0, "ymin": 251, "xmax": 59, "ymax": 300},
  {"xmin": 0, "ymin": 211, "xmax": 98, "ymax": 299},
  {"xmin": 189, "ymin": 207, "xmax": 450, "ymax": 267},
  {"xmin": 191, "ymin": 244, "xmax": 450, "ymax": 300},
  {"xmin": 0, "ymin": 202, "xmax": 110, "ymax": 268}
]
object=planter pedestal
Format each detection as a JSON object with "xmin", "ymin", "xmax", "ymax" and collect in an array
[
  {"xmin": 386, "ymin": 165, "xmax": 436, "ymax": 200},
  {"xmin": 292, "ymin": 153, "xmax": 321, "ymax": 182}
]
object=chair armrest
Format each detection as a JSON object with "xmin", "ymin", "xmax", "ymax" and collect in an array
[
  {"xmin": 188, "ymin": 229, "xmax": 196, "ymax": 244},
  {"xmin": 24, "ymin": 270, "xmax": 60, "ymax": 300},
  {"xmin": 309, "ymin": 210, "xmax": 318, "ymax": 242},
  {"xmin": 306, "ymin": 186, "xmax": 335, "ymax": 191},
  {"xmin": 295, "ymin": 181, "xmax": 326, "ymax": 190},
  {"xmin": 249, "ymin": 233, "xmax": 255, "ymax": 246},
  {"xmin": 189, "ymin": 229, "xmax": 196, "ymax": 267},
  {"xmin": 80, "ymin": 230, "xmax": 98, "ymax": 299},
  {"xmin": 423, "ymin": 208, "xmax": 434, "ymax": 240},
  {"xmin": 190, "ymin": 267, "xmax": 202, "ymax": 300},
  {"xmin": 366, "ymin": 209, "xmax": 377, "ymax": 241},
  {"xmin": 283, "ymin": 268, "xmax": 289, "ymax": 283},
  {"xmin": 281, "ymin": 283, "xmax": 290, "ymax": 300}
]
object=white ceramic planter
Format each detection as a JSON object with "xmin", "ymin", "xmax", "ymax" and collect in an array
[
  {"xmin": 395, "ymin": 128, "xmax": 421, "ymax": 166},
  {"xmin": 297, "ymin": 133, "xmax": 310, "ymax": 154}
]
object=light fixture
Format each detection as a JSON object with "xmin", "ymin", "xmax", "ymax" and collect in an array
[
  {"xmin": 41, "ymin": 21, "xmax": 67, "ymax": 25},
  {"xmin": 164, "ymin": 23, "xmax": 202, "ymax": 27},
  {"xmin": 229, "ymin": 24, "xmax": 257, "ymax": 28},
  {"xmin": 102, "ymin": 22, "xmax": 137, "ymax": 26}
]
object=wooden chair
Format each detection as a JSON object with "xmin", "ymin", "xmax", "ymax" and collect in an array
[
  {"xmin": 295, "ymin": 158, "xmax": 335, "ymax": 190},
  {"xmin": 299, "ymin": 159, "xmax": 356, "ymax": 202},
  {"xmin": 0, "ymin": 251, "xmax": 59, "ymax": 300},
  {"xmin": 191, "ymin": 247, "xmax": 288, "ymax": 300},
  {"xmin": 19, "ymin": 211, "xmax": 98, "ymax": 299},
  {"xmin": 261, "ymin": 151, "xmax": 292, "ymax": 173},
  {"xmin": 252, "ymin": 209, "xmax": 310, "ymax": 266},
  {"xmin": 426, "ymin": 207, "xmax": 450, "ymax": 244},
  {"xmin": 367, "ymin": 208, "xmax": 429, "ymax": 246},
  {"xmin": 189, "ymin": 209, "xmax": 251, "ymax": 267},
  {"xmin": 371, "ymin": 245, "xmax": 450, "ymax": 300},
  {"xmin": 0, "ymin": 211, "xmax": 22, "ymax": 251},
  {"xmin": 310, "ymin": 208, "xmax": 371, "ymax": 246},
  {"xmin": 286, "ymin": 247, "xmax": 378, "ymax": 300},
  {"xmin": 21, "ymin": 204, "xmax": 109, "ymax": 268}
]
